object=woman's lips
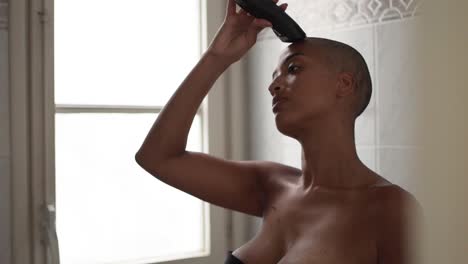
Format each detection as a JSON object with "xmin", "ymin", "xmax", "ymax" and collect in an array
[{"xmin": 272, "ymin": 100, "xmax": 286, "ymax": 112}]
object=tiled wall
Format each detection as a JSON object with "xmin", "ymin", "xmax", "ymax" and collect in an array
[
  {"xmin": 257, "ymin": 0, "xmax": 422, "ymax": 41},
  {"xmin": 0, "ymin": 0, "xmax": 10, "ymax": 263},
  {"xmin": 246, "ymin": 0, "xmax": 421, "ymax": 231}
]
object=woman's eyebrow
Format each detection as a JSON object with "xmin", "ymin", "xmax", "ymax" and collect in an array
[{"xmin": 272, "ymin": 52, "xmax": 306, "ymax": 79}]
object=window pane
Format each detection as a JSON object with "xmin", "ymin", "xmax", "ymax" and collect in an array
[
  {"xmin": 54, "ymin": 0, "xmax": 201, "ymax": 106},
  {"xmin": 55, "ymin": 113, "xmax": 205, "ymax": 263}
]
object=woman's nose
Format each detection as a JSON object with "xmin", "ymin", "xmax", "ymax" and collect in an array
[{"xmin": 268, "ymin": 80, "xmax": 284, "ymax": 96}]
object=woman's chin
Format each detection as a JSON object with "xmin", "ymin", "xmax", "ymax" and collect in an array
[{"xmin": 274, "ymin": 114, "xmax": 294, "ymax": 133}]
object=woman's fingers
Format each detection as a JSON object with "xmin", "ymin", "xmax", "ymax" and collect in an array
[
  {"xmin": 247, "ymin": 18, "xmax": 272, "ymax": 40},
  {"xmin": 255, "ymin": 18, "xmax": 272, "ymax": 27},
  {"xmin": 238, "ymin": 8, "xmax": 252, "ymax": 17},
  {"xmin": 227, "ymin": 0, "xmax": 236, "ymax": 16},
  {"xmin": 237, "ymin": 8, "xmax": 246, "ymax": 15}
]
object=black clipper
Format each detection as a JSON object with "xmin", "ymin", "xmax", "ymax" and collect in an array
[{"xmin": 234, "ymin": 0, "xmax": 306, "ymax": 42}]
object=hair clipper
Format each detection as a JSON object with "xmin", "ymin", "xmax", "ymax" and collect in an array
[{"xmin": 234, "ymin": 0, "xmax": 306, "ymax": 42}]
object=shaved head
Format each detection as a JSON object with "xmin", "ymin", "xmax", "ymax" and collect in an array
[{"xmin": 300, "ymin": 37, "xmax": 372, "ymax": 119}]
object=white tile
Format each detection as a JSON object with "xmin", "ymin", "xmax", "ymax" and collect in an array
[
  {"xmin": 356, "ymin": 146, "xmax": 376, "ymax": 171},
  {"xmin": 354, "ymin": 105, "xmax": 376, "ymax": 145},
  {"xmin": 304, "ymin": 30, "xmax": 336, "ymax": 40},
  {"xmin": 376, "ymin": 19, "xmax": 422, "ymax": 146},
  {"xmin": 378, "ymin": 99, "xmax": 419, "ymax": 146},
  {"xmin": 379, "ymin": 147, "xmax": 421, "ymax": 196},
  {"xmin": 0, "ymin": 158, "xmax": 11, "ymax": 264}
]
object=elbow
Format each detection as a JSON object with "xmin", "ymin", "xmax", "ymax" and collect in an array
[
  {"xmin": 135, "ymin": 150, "xmax": 152, "ymax": 168},
  {"xmin": 134, "ymin": 148, "xmax": 187, "ymax": 175},
  {"xmin": 135, "ymin": 151, "xmax": 156, "ymax": 168},
  {"xmin": 133, "ymin": 149, "xmax": 167, "ymax": 169},
  {"xmin": 134, "ymin": 152, "xmax": 144, "ymax": 167},
  {"xmin": 134, "ymin": 151, "xmax": 160, "ymax": 178}
]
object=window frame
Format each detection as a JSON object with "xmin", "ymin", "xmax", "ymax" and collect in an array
[{"xmin": 9, "ymin": 0, "xmax": 252, "ymax": 263}]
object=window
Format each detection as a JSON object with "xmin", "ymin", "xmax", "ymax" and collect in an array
[
  {"xmin": 52, "ymin": 0, "xmax": 224, "ymax": 263},
  {"xmin": 10, "ymin": 1, "xmax": 231, "ymax": 263}
]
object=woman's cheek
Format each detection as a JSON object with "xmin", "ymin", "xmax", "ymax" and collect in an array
[{"xmin": 286, "ymin": 74, "xmax": 299, "ymax": 83}]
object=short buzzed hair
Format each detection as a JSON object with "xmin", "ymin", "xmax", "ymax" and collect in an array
[{"xmin": 303, "ymin": 37, "xmax": 372, "ymax": 119}]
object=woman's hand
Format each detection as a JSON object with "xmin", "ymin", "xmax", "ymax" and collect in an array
[{"xmin": 207, "ymin": 0, "xmax": 288, "ymax": 64}]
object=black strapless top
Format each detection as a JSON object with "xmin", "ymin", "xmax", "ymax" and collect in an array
[{"xmin": 225, "ymin": 251, "xmax": 245, "ymax": 264}]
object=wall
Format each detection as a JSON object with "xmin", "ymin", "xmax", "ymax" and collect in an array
[
  {"xmin": 0, "ymin": 0, "xmax": 10, "ymax": 263},
  {"xmin": 417, "ymin": 1, "xmax": 468, "ymax": 262},
  {"xmin": 244, "ymin": 0, "xmax": 422, "ymax": 233}
]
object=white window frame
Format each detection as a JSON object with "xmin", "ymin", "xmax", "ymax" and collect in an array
[{"xmin": 9, "ymin": 0, "xmax": 252, "ymax": 263}]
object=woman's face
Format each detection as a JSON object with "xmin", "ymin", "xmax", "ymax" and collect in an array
[{"xmin": 269, "ymin": 43, "xmax": 339, "ymax": 136}]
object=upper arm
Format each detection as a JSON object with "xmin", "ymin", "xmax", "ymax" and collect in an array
[
  {"xmin": 377, "ymin": 186, "xmax": 423, "ymax": 264},
  {"xmin": 135, "ymin": 150, "xmax": 290, "ymax": 217}
]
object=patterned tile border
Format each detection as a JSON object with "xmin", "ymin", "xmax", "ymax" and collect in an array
[
  {"xmin": 259, "ymin": 0, "xmax": 422, "ymax": 40},
  {"xmin": 0, "ymin": 2, "xmax": 7, "ymax": 30}
]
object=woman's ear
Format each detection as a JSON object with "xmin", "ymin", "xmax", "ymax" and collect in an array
[{"xmin": 336, "ymin": 72, "xmax": 356, "ymax": 98}]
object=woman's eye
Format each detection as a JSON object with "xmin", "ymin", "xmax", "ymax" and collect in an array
[{"xmin": 288, "ymin": 65, "xmax": 300, "ymax": 73}]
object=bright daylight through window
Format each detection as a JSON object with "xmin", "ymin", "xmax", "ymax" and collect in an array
[{"xmin": 54, "ymin": 1, "xmax": 205, "ymax": 263}]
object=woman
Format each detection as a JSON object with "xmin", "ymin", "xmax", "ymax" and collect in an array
[{"xmin": 135, "ymin": 0, "xmax": 422, "ymax": 263}]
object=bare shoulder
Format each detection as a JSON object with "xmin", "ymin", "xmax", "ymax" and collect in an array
[
  {"xmin": 375, "ymin": 184, "xmax": 422, "ymax": 214},
  {"xmin": 256, "ymin": 160, "xmax": 302, "ymax": 181},
  {"xmin": 255, "ymin": 160, "xmax": 302, "ymax": 177},
  {"xmin": 255, "ymin": 160, "xmax": 302, "ymax": 196},
  {"xmin": 373, "ymin": 183, "xmax": 423, "ymax": 226},
  {"xmin": 374, "ymin": 184, "xmax": 423, "ymax": 263}
]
